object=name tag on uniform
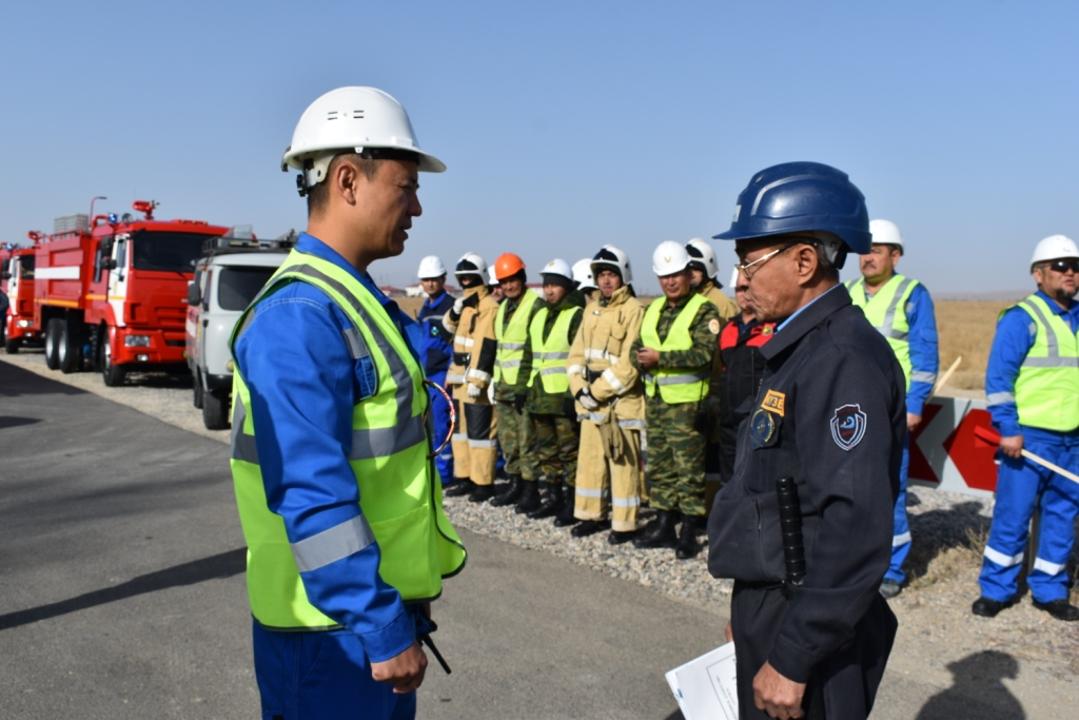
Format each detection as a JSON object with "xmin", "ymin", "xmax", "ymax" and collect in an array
[{"xmin": 760, "ymin": 389, "xmax": 786, "ymax": 417}]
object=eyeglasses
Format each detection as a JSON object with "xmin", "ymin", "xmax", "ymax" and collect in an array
[
  {"xmin": 735, "ymin": 244, "xmax": 798, "ymax": 281},
  {"xmin": 1047, "ymin": 259, "xmax": 1079, "ymax": 273}
]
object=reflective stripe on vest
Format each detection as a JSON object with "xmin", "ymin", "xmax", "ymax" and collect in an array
[
  {"xmin": 494, "ymin": 289, "xmax": 539, "ymax": 384},
  {"xmin": 228, "ymin": 250, "xmax": 466, "ymax": 630},
  {"xmin": 847, "ymin": 274, "xmax": 919, "ymax": 390},
  {"xmin": 639, "ymin": 294, "xmax": 709, "ymax": 403},
  {"xmin": 1011, "ymin": 294, "xmax": 1079, "ymax": 431},
  {"xmin": 528, "ymin": 305, "xmax": 581, "ymax": 393}
]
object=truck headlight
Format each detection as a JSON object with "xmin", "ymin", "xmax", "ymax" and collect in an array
[
  {"xmin": 17, "ymin": 319, "xmax": 30, "ymax": 328},
  {"xmin": 124, "ymin": 335, "xmax": 151, "ymax": 347}
]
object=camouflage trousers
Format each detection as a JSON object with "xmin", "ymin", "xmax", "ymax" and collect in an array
[
  {"xmin": 496, "ymin": 400, "xmax": 535, "ymax": 481},
  {"xmin": 645, "ymin": 398, "xmax": 706, "ymax": 517},
  {"xmin": 529, "ymin": 413, "xmax": 578, "ymax": 486}
]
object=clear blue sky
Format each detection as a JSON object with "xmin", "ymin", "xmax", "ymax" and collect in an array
[{"xmin": 2, "ymin": 1, "xmax": 1076, "ymax": 295}]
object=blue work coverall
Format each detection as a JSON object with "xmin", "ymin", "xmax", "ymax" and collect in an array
[
  {"xmin": 980, "ymin": 290, "xmax": 1079, "ymax": 604},
  {"xmin": 235, "ymin": 233, "xmax": 431, "ymax": 720},
  {"xmin": 417, "ymin": 290, "xmax": 456, "ymax": 484}
]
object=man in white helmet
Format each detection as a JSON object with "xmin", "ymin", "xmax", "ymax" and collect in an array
[
  {"xmin": 230, "ymin": 87, "xmax": 465, "ymax": 719},
  {"xmin": 416, "ymin": 255, "xmax": 456, "ymax": 485},
  {"xmin": 442, "ymin": 253, "xmax": 501, "ymax": 501},
  {"xmin": 631, "ymin": 241, "xmax": 720, "ymax": 558},
  {"xmin": 566, "ymin": 245, "xmax": 646, "ymax": 540},
  {"xmin": 846, "ymin": 219, "xmax": 939, "ymax": 598},
  {"xmin": 974, "ymin": 234, "xmax": 1079, "ymax": 622}
]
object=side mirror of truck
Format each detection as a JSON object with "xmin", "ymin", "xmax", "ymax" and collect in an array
[{"xmin": 187, "ymin": 282, "xmax": 202, "ymax": 307}]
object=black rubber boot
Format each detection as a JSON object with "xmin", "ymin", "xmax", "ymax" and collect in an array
[
  {"xmin": 527, "ymin": 482, "xmax": 563, "ymax": 519},
  {"xmin": 553, "ymin": 487, "xmax": 579, "ymax": 527},
  {"xmin": 571, "ymin": 518, "xmax": 610, "ymax": 538},
  {"xmin": 514, "ymin": 481, "xmax": 541, "ymax": 514},
  {"xmin": 633, "ymin": 510, "xmax": 678, "ymax": 549},
  {"xmin": 444, "ymin": 479, "xmax": 473, "ymax": 497},
  {"xmin": 468, "ymin": 483, "xmax": 496, "ymax": 503},
  {"xmin": 675, "ymin": 514, "xmax": 703, "ymax": 559},
  {"xmin": 489, "ymin": 476, "xmax": 523, "ymax": 506},
  {"xmin": 607, "ymin": 528, "xmax": 638, "ymax": 545}
]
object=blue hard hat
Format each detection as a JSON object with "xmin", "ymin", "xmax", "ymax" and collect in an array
[{"xmin": 713, "ymin": 161, "xmax": 871, "ymax": 255}]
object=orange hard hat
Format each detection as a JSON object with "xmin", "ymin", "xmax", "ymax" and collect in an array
[{"xmin": 493, "ymin": 252, "xmax": 526, "ymax": 281}]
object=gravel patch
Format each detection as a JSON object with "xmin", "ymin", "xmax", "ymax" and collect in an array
[{"xmin": 4, "ymin": 349, "xmax": 1076, "ymax": 681}]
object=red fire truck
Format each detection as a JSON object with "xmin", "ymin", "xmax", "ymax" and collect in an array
[
  {"xmin": 33, "ymin": 200, "xmax": 229, "ymax": 385},
  {"xmin": 1, "ymin": 240, "xmax": 42, "ymax": 352}
]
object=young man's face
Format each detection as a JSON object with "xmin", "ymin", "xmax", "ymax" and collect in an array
[
  {"xmin": 420, "ymin": 276, "xmax": 445, "ymax": 297},
  {"xmin": 659, "ymin": 270, "xmax": 691, "ymax": 301},
  {"xmin": 543, "ymin": 281, "xmax": 568, "ymax": 305},
  {"xmin": 352, "ymin": 158, "xmax": 422, "ymax": 261},
  {"xmin": 596, "ymin": 268, "xmax": 623, "ymax": 298}
]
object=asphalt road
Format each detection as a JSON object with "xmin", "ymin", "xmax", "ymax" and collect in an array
[{"xmin": 0, "ymin": 362, "xmax": 721, "ymax": 719}]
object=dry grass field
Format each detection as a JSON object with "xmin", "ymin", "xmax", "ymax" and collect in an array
[{"xmin": 395, "ymin": 294, "xmax": 1017, "ymax": 394}]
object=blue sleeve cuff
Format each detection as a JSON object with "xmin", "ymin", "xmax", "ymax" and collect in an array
[{"xmin": 359, "ymin": 607, "xmax": 417, "ymax": 663}]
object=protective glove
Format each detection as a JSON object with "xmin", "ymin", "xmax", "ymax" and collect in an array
[
  {"xmin": 452, "ymin": 296, "xmax": 466, "ymax": 316},
  {"xmin": 575, "ymin": 388, "xmax": 599, "ymax": 411},
  {"xmin": 513, "ymin": 392, "xmax": 527, "ymax": 413},
  {"xmin": 467, "ymin": 383, "xmax": 483, "ymax": 399}
]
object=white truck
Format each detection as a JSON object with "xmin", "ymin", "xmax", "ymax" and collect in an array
[{"xmin": 185, "ymin": 237, "xmax": 291, "ymax": 429}]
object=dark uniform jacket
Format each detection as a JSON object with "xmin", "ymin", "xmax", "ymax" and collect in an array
[{"xmin": 708, "ymin": 285, "xmax": 904, "ymax": 718}]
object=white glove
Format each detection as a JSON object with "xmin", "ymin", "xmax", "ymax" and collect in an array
[
  {"xmin": 576, "ymin": 388, "xmax": 599, "ymax": 411},
  {"xmin": 467, "ymin": 383, "xmax": 483, "ymax": 399},
  {"xmin": 452, "ymin": 296, "xmax": 466, "ymax": 315}
]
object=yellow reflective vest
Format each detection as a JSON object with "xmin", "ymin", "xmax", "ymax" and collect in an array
[
  {"xmin": 229, "ymin": 249, "xmax": 466, "ymax": 630},
  {"xmin": 528, "ymin": 304, "xmax": 581, "ymax": 393},
  {"xmin": 847, "ymin": 274, "xmax": 921, "ymax": 390},
  {"xmin": 494, "ymin": 289, "xmax": 539, "ymax": 385},
  {"xmin": 639, "ymin": 293, "xmax": 710, "ymax": 403},
  {"xmin": 1010, "ymin": 293, "xmax": 1079, "ymax": 431}
]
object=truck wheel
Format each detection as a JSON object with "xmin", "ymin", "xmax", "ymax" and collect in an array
[
  {"xmin": 58, "ymin": 321, "xmax": 81, "ymax": 374},
  {"xmin": 4, "ymin": 338, "xmax": 19, "ymax": 354},
  {"xmin": 202, "ymin": 389, "xmax": 231, "ymax": 430},
  {"xmin": 193, "ymin": 371, "xmax": 204, "ymax": 409},
  {"xmin": 45, "ymin": 319, "xmax": 63, "ymax": 370},
  {"xmin": 99, "ymin": 335, "xmax": 126, "ymax": 387}
]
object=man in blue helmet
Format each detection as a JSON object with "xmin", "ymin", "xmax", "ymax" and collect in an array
[{"xmin": 708, "ymin": 162, "xmax": 904, "ymax": 719}]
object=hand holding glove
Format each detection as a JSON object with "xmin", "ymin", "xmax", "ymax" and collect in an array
[
  {"xmin": 467, "ymin": 383, "xmax": 483, "ymax": 399},
  {"xmin": 575, "ymin": 388, "xmax": 599, "ymax": 411}
]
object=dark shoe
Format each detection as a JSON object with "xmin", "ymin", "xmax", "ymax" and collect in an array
[
  {"xmin": 468, "ymin": 484, "xmax": 495, "ymax": 503},
  {"xmin": 553, "ymin": 488, "xmax": 579, "ymax": 526},
  {"xmin": 879, "ymin": 580, "xmax": 903, "ymax": 599},
  {"xmin": 444, "ymin": 479, "xmax": 473, "ymax": 497},
  {"xmin": 527, "ymin": 483, "xmax": 563, "ymax": 519},
  {"xmin": 1032, "ymin": 598, "xmax": 1079, "ymax": 622},
  {"xmin": 489, "ymin": 476, "xmax": 523, "ymax": 506},
  {"xmin": 570, "ymin": 519, "xmax": 610, "ymax": 538},
  {"xmin": 971, "ymin": 596, "xmax": 1011, "ymax": 618},
  {"xmin": 514, "ymin": 482, "xmax": 541, "ymax": 514},
  {"xmin": 674, "ymin": 514, "xmax": 703, "ymax": 559},
  {"xmin": 607, "ymin": 529, "xmax": 638, "ymax": 545},
  {"xmin": 633, "ymin": 510, "xmax": 678, "ymax": 549}
]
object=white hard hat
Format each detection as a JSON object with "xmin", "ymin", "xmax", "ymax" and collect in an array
[
  {"xmin": 416, "ymin": 255, "xmax": 446, "ymax": 279},
  {"xmin": 454, "ymin": 252, "xmax": 487, "ymax": 279},
  {"xmin": 869, "ymin": 219, "xmax": 904, "ymax": 254},
  {"xmin": 685, "ymin": 237, "xmax": 719, "ymax": 280},
  {"xmin": 591, "ymin": 245, "xmax": 633, "ymax": 286},
  {"xmin": 652, "ymin": 240, "xmax": 691, "ymax": 276},
  {"xmin": 1030, "ymin": 234, "xmax": 1079, "ymax": 266},
  {"xmin": 572, "ymin": 258, "xmax": 596, "ymax": 290},
  {"xmin": 283, "ymin": 86, "xmax": 446, "ymax": 195},
  {"xmin": 540, "ymin": 258, "xmax": 573, "ymax": 282}
]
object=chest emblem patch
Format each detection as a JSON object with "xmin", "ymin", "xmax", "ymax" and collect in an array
[
  {"xmin": 749, "ymin": 408, "xmax": 778, "ymax": 447},
  {"xmin": 830, "ymin": 404, "xmax": 867, "ymax": 451},
  {"xmin": 760, "ymin": 388, "xmax": 786, "ymax": 417}
]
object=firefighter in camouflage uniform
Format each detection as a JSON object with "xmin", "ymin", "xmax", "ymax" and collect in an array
[
  {"xmin": 525, "ymin": 258, "xmax": 586, "ymax": 523},
  {"xmin": 632, "ymin": 241, "xmax": 720, "ymax": 559}
]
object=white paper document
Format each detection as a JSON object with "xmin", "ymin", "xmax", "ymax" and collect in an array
[{"xmin": 665, "ymin": 640, "xmax": 739, "ymax": 720}]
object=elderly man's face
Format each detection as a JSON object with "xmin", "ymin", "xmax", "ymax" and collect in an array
[
  {"xmin": 859, "ymin": 244, "xmax": 901, "ymax": 286},
  {"xmin": 659, "ymin": 270, "xmax": 692, "ymax": 301},
  {"xmin": 734, "ymin": 238, "xmax": 807, "ymax": 322}
]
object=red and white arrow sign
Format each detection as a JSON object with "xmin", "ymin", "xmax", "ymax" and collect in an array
[{"xmin": 909, "ymin": 396, "xmax": 998, "ymax": 498}]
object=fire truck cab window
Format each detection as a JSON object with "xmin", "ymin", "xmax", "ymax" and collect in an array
[
  {"xmin": 19, "ymin": 254, "xmax": 34, "ymax": 279},
  {"xmin": 130, "ymin": 231, "xmax": 209, "ymax": 273},
  {"xmin": 217, "ymin": 266, "xmax": 276, "ymax": 311}
]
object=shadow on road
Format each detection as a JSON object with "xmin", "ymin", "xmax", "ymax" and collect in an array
[
  {"xmin": 0, "ymin": 362, "xmax": 85, "ymax": 397},
  {"xmin": 914, "ymin": 650, "xmax": 1024, "ymax": 719},
  {"xmin": 0, "ymin": 547, "xmax": 245, "ymax": 631},
  {"xmin": 0, "ymin": 415, "xmax": 41, "ymax": 429},
  {"xmin": 904, "ymin": 501, "xmax": 990, "ymax": 581}
]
